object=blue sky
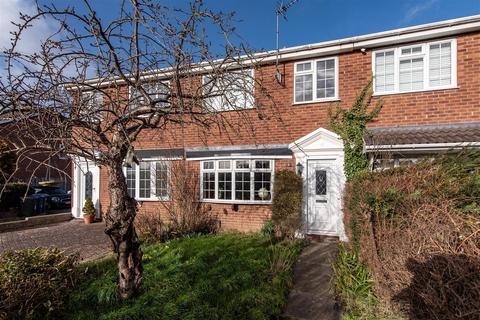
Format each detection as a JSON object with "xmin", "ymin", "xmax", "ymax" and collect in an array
[
  {"xmin": 1, "ymin": 0, "xmax": 479, "ymax": 74},
  {"xmin": 49, "ymin": 0, "xmax": 480, "ymax": 52}
]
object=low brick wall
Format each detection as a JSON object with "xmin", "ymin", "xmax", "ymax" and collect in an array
[{"xmin": 0, "ymin": 213, "xmax": 72, "ymax": 233}]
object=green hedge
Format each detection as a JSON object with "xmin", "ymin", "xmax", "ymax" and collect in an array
[{"xmin": 0, "ymin": 248, "xmax": 78, "ymax": 319}]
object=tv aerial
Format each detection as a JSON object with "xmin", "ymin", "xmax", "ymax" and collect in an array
[{"xmin": 275, "ymin": 0, "xmax": 300, "ymax": 85}]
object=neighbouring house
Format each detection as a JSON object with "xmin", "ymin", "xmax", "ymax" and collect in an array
[
  {"xmin": 72, "ymin": 15, "xmax": 480, "ymax": 240},
  {"xmin": 0, "ymin": 116, "xmax": 71, "ymax": 190}
]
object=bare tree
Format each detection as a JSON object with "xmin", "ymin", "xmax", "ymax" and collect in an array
[{"xmin": 0, "ymin": 0, "xmax": 273, "ymax": 299}]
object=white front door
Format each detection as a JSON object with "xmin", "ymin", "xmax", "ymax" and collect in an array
[
  {"xmin": 306, "ymin": 160, "xmax": 339, "ymax": 235},
  {"xmin": 72, "ymin": 161, "xmax": 100, "ymax": 218}
]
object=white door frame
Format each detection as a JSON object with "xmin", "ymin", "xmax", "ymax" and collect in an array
[
  {"xmin": 72, "ymin": 159, "xmax": 100, "ymax": 219},
  {"xmin": 289, "ymin": 128, "xmax": 347, "ymax": 241}
]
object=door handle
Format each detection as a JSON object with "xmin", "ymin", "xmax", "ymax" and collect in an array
[{"xmin": 316, "ymin": 200, "xmax": 327, "ymax": 203}]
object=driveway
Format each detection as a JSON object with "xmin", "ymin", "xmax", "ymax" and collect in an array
[{"xmin": 0, "ymin": 219, "xmax": 111, "ymax": 261}]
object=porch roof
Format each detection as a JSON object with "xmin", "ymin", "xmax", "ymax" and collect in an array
[
  {"xmin": 186, "ymin": 144, "xmax": 292, "ymax": 159},
  {"xmin": 364, "ymin": 122, "xmax": 480, "ymax": 152},
  {"xmin": 135, "ymin": 148, "xmax": 184, "ymax": 159}
]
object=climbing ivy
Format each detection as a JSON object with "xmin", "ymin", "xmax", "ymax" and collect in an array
[{"xmin": 328, "ymin": 80, "xmax": 382, "ymax": 180}]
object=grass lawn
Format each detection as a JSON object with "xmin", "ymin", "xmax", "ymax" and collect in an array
[{"xmin": 65, "ymin": 233, "xmax": 303, "ymax": 320}]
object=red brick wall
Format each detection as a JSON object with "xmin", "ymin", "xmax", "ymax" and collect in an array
[
  {"xmin": 97, "ymin": 31, "xmax": 480, "ymax": 232},
  {"xmin": 129, "ymin": 31, "xmax": 480, "ymax": 150}
]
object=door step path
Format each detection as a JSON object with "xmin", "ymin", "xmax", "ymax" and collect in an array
[{"xmin": 283, "ymin": 241, "xmax": 341, "ymax": 320}]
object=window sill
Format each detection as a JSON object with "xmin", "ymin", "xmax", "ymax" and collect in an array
[
  {"xmin": 200, "ymin": 199, "xmax": 272, "ymax": 205},
  {"xmin": 372, "ymin": 86, "xmax": 459, "ymax": 97},
  {"xmin": 292, "ymin": 97, "xmax": 340, "ymax": 106},
  {"xmin": 202, "ymin": 106, "xmax": 255, "ymax": 113}
]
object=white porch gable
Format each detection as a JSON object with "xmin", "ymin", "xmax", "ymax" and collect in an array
[{"xmin": 289, "ymin": 128, "xmax": 347, "ymax": 241}]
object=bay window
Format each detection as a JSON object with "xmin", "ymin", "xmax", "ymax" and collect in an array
[
  {"xmin": 124, "ymin": 161, "xmax": 170, "ymax": 200},
  {"xmin": 373, "ymin": 39, "xmax": 456, "ymax": 95},
  {"xmin": 200, "ymin": 159, "xmax": 274, "ymax": 203},
  {"xmin": 294, "ymin": 57, "xmax": 338, "ymax": 104}
]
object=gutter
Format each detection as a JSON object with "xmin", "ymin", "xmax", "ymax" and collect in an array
[{"xmin": 365, "ymin": 142, "xmax": 480, "ymax": 153}]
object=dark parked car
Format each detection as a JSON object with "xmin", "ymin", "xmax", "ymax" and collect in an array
[{"xmin": 32, "ymin": 186, "xmax": 71, "ymax": 209}]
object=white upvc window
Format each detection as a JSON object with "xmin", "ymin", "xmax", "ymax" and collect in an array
[
  {"xmin": 203, "ymin": 69, "xmax": 255, "ymax": 112},
  {"xmin": 129, "ymin": 81, "xmax": 170, "ymax": 110},
  {"xmin": 294, "ymin": 57, "xmax": 339, "ymax": 104},
  {"xmin": 124, "ymin": 161, "xmax": 170, "ymax": 201},
  {"xmin": 200, "ymin": 159, "xmax": 274, "ymax": 204},
  {"xmin": 373, "ymin": 39, "xmax": 456, "ymax": 95},
  {"xmin": 80, "ymin": 91, "xmax": 103, "ymax": 119}
]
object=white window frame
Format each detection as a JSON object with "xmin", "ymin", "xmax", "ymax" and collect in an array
[
  {"xmin": 202, "ymin": 69, "xmax": 255, "ymax": 112},
  {"xmin": 372, "ymin": 38, "xmax": 457, "ymax": 96},
  {"xmin": 123, "ymin": 160, "xmax": 171, "ymax": 201},
  {"xmin": 199, "ymin": 159, "xmax": 275, "ymax": 204},
  {"xmin": 128, "ymin": 81, "xmax": 170, "ymax": 112},
  {"xmin": 80, "ymin": 91, "xmax": 103, "ymax": 120},
  {"xmin": 293, "ymin": 56, "xmax": 339, "ymax": 104}
]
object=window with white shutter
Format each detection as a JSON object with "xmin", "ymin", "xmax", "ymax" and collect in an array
[
  {"xmin": 429, "ymin": 42, "xmax": 452, "ymax": 87},
  {"xmin": 203, "ymin": 69, "xmax": 254, "ymax": 112},
  {"xmin": 373, "ymin": 39, "xmax": 456, "ymax": 95},
  {"xmin": 374, "ymin": 51, "xmax": 395, "ymax": 93}
]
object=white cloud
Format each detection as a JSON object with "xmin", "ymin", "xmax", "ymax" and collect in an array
[
  {"xmin": 0, "ymin": 0, "xmax": 55, "ymax": 52},
  {"xmin": 0, "ymin": 0, "xmax": 56, "ymax": 79},
  {"xmin": 403, "ymin": 0, "xmax": 439, "ymax": 24}
]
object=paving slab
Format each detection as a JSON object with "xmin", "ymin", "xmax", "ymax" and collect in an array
[
  {"xmin": 283, "ymin": 241, "xmax": 341, "ymax": 320},
  {"xmin": 0, "ymin": 219, "xmax": 111, "ymax": 261}
]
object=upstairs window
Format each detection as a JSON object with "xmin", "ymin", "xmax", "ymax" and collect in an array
[
  {"xmin": 399, "ymin": 45, "xmax": 425, "ymax": 92},
  {"xmin": 203, "ymin": 69, "xmax": 254, "ymax": 112},
  {"xmin": 200, "ymin": 159, "xmax": 273, "ymax": 203},
  {"xmin": 374, "ymin": 51, "xmax": 395, "ymax": 93},
  {"xmin": 80, "ymin": 91, "xmax": 103, "ymax": 119},
  {"xmin": 294, "ymin": 57, "xmax": 338, "ymax": 104},
  {"xmin": 129, "ymin": 81, "xmax": 169, "ymax": 110},
  {"xmin": 429, "ymin": 42, "xmax": 452, "ymax": 87},
  {"xmin": 123, "ymin": 161, "xmax": 170, "ymax": 200},
  {"xmin": 373, "ymin": 39, "xmax": 456, "ymax": 95}
]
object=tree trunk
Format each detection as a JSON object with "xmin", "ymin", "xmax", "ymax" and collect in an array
[{"xmin": 104, "ymin": 160, "xmax": 143, "ymax": 300}]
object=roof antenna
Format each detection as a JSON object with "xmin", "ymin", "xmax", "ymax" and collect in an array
[{"xmin": 275, "ymin": 0, "xmax": 300, "ymax": 85}]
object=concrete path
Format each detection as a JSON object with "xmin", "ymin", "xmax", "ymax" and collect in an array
[
  {"xmin": 0, "ymin": 219, "xmax": 111, "ymax": 261},
  {"xmin": 283, "ymin": 241, "xmax": 341, "ymax": 320}
]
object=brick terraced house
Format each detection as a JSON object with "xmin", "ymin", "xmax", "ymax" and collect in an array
[{"xmin": 72, "ymin": 15, "xmax": 480, "ymax": 240}]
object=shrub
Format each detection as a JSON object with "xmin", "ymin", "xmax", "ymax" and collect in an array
[
  {"xmin": 162, "ymin": 161, "xmax": 219, "ymax": 238},
  {"xmin": 333, "ymin": 244, "xmax": 377, "ymax": 319},
  {"xmin": 82, "ymin": 197, "xmax": 95, "ymax": 216},
  {"xmin": 271, "ymin": 170, "xmax": 303, "ymax": 239},
  {"xmin": 136, "ymin": 162, "xmax": 219, "ymax": 243},
  {"xmin": 0, "ymin": 248, "xmax": 78, "ymax": 319},
  {"xmin": 260, "ymin": 219, "xmax": 275, "ymax": 237},
  {"xmin": 338, "ymin": 150, "xmax": 480, "ymax": 319},
  {"xmin": 135, "ymin": 211, "xmax": 170, "ymax": 243}
]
